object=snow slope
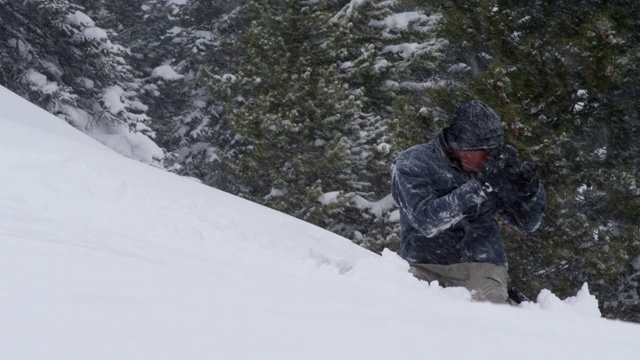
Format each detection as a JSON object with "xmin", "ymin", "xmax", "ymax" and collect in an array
[{"xmin": 1, "ymin": 85, "xmax": 639, "ymax": 360}]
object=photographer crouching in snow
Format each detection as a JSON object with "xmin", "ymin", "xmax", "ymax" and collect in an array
[{"xmin": 391, "ymin": 100, "xmax": 546, "ymax": 304}]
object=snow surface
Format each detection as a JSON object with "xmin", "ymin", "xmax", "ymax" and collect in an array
[{"xmin": 1, "ymin": 84, "xmax": 640, "ymax": 359}]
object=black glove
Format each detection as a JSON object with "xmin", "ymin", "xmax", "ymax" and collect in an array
[
  {"xmin": 478, "ymin": 145, "xmax": 539, "ymax": 199},
  {"xmin": 465, "ymin": 153, "xmax": 510, "ymax": 219},
  {"xmin": 497, "ymin": 145, "xmax": 521, "ymax": 179},
  {"xmin": 499, "ymin": 145, "xmax": 539, "ymax": 196},
  {"xmin": 476, "ymin": 149, "xmax": 512, "ymax": 200},
  {"xmin": 511, "ymin": 161, "xmax": 539, "ymax": 196}
]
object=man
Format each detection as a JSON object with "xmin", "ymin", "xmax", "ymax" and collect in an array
[{"xmin": 391, "ymin": 100, "xmax": 546, "ymax": 303}]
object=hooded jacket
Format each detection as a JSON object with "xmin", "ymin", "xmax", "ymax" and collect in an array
[{"xmin": 391, "ymin": 102, "xmax": 546, "ymax": 267}]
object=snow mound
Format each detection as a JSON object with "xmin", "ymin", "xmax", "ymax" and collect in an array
[{"xmin": 529, "ymin": 283, "xmax": 601, "ymax": 318}]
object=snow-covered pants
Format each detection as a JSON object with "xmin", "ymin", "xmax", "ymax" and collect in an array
[{"xmin": 409, "ymin": 262, "xmax": 509, "ymax": 304}]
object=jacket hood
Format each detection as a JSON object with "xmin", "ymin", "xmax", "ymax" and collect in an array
[{"xmin": 445, "ymin": 100, "xmax": 504, "ymax": 151}]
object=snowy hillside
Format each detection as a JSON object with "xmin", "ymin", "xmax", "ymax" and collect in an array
[{"xmin": 1, "ymin": 85, "xmax": 639, "ymax": 360}]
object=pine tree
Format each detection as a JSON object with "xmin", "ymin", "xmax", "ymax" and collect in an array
[
  {"xmin": 81, "ymin": 0, "xmax": 247, "ymax": 176},
  {"xmin": 204, "ymin": 0, "xmax": 399, "ymax": 250},
  {"xmin": 331, "ymin": 0, "xmax": 451, "ymax": 151},
  {"xmin": 154, "ymin": 0, "xmax": 248, "ymax": 178},
  {"xmin": 0, "ymin": 0, "xmax": 161, "ymax": 165},
  {"xmin": 205, "ymin": 0, "xmax": 355, "ymax": 203},
  {"xmin": 328, "ymin": 0, "xmax": 455, "ymax": 250}
]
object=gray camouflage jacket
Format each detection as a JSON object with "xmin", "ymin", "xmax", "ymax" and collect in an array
[{"xmin": 391, "ymin": 132, "xmax": 546, "ymax": 266}]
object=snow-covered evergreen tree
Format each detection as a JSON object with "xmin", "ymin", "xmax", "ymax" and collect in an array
[
  {"xmin": 0, "ymin": 0, "xmax": 162, "ymax": 165},
  {"xmin": 204, "ymin": 0, "xmax": 399, "ymax": 250},
  {"xmin": 81, "ymin": 0, "xmax": 246, "ymax": 177},
  {"xmin": 327, "ymin": 0, "xmax": 452, "ymax": 250},
  {"xmin": 152, "ymin": 0, "xmax": 247, "ymax": 178}
]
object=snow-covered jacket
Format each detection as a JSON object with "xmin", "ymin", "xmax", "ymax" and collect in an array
[{"xmin": 391, "ymin": 132, "xmax": 546, "ymax": 266}]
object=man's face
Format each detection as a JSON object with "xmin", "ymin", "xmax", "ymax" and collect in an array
[{"xmin": 452, "ymin": 149, "xmax": 489, "ymax": 172}]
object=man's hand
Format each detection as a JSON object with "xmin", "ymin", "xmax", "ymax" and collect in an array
[
  {"xmin": 499, "ymin": 146, "xmax": 539, "ymax": 196},
  {"xmin": 476, "ymin": 149, "xmax": 511, "ymax": 199},
  {"xmin": 478, "ymin": 145, "xmax": 539, "ymax": 200}
]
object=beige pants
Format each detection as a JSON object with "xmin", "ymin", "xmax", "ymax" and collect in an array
[{"xmin": 410, "ymin": 262, "xmax": 509, "ymax": 304}]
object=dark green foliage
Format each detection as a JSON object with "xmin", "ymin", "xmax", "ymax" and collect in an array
[
  {"xmin": 204, "ymin": 0, "xmax": 401, "ymax": 250},
  {"xmin": 205, "ymin": 1, "xmax": 355, "ymax": 212}
]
